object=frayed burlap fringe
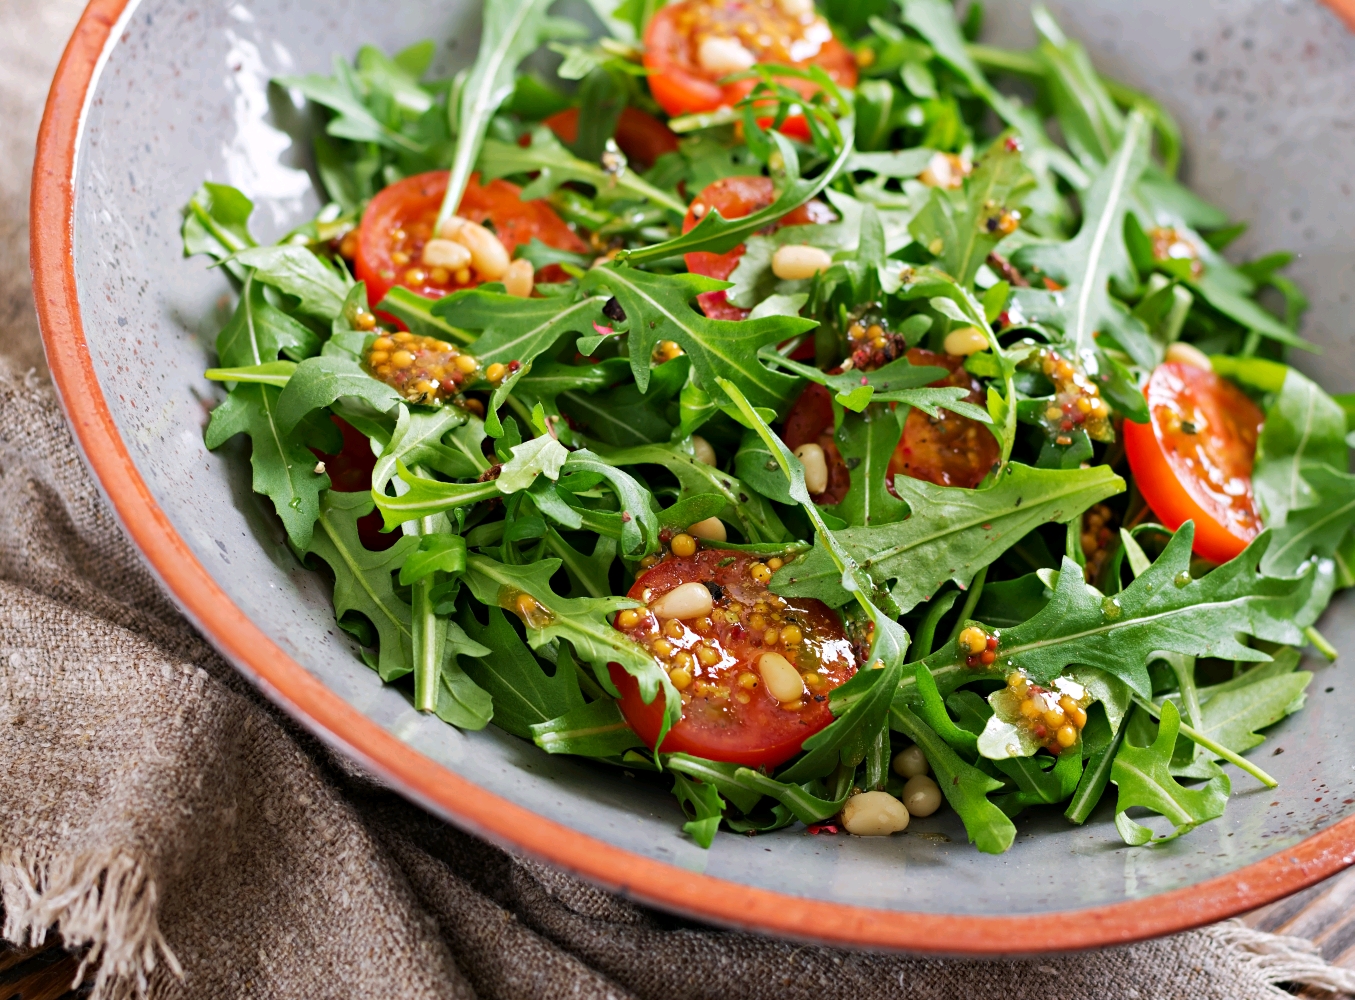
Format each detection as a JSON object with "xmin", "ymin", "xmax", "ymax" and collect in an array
[
  {"xmin": 1211, "ymin": 918, "xmax": 1355, "ymax": 995},
  {"xmin": 2, "ymin": 849, "xmax": 181, "ymax": 999}
]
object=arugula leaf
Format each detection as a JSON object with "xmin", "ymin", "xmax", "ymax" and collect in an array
[
  {"xmin": 479, "ymin": 127, "xmax": 687, "ymax": 214},
  {"xmin": 1014, "ymin": 111, "xmax": 1151, "ymax": 359},
  {"xmin": 373, "ymin": 464, "xmax": 502, "ymax": 530},
  {"xmin": 400, "ymin": 534, "xmax": 468, "ymax": 584},
  {"xmin": 618, "ymin": 127, "xmax": 856, "ymax": 265},
  {"xmin": 890, "ymin": 703, "xmax": 1016, "ymax": 854},
  {"xmin": 672, "ymin": 771, "xmax": 726, "ymax": 848},
  {"xmin": 373, "ymin": 404, "xmax": 484, "ymax": 491},
  {"xmin": 438, "ymin": 620, "xmax": 497, "ymax": 731},
  {"xmin": 377, "ymin": 287, "xmax": 475, "ymax": 346},
  {"xmin": 758, "ymin": 347, "xmax": 982, "ymax": 418},
  {"xmin": 599, "ymin": 440, "xmax": 789, "ymax": 543},
  {"xmin": 278, "ymin": 55, "xmax": 429, "ymax": 154},
  {"xmin": 275, "ymin": 355, "xmax": 401, "ymax": 433},
  {"xmin": 1169, "ymin": 660, "xmax": 1310, "ymax": 774},
  {"xmin": 498, "ymin": 435, "xmax": 570, "ymax": 493},
  {"xmin": 436, "ymin": 0, "xmax": 585, "ymax": 230},
  {"xmin": 305, "ymin": 491, "xmax": 420, "ymax": 681},
  {"xmin": 580, "ymin": 265, "xmax": 815, "ymax": 411},
  {"xmin": 205, "ymin": 384, "xmax": 331, "ymax": 550},
  {"xmin": 204, "ymin": 361, "xmax": 297, "ymax": 388},
  {"xmin": 456, "ymin": 604, "xmax": 583, "ymax": 737},
  {"xmin": 234, "ymin": 246, "xmax": 350, "ymax": 321},
  {"xmin": 432, "ymin": 287, "xmax": 608, "ymax": 369},
  {"xmin": 665, "ymin": 754, "xmax": 845, "ymax": 826},
  {"xmin": 183, "ymin": 182, "xmax": 257, "ymax": 277},
  {"xmin": 919, "ymin": 524, "xmax": 1317, "ymax": 699},
  {"xmin": 773, "ymin": 463, "xmax": 1124, "ymax": 612},
  {"xmin": 556, "ymin": 449, "xmax": 661, "ymax": 557},
  {"xmin": 216, "ymin": 275, "xmax": 320, "ymax": 368},
  {"xmin": 778, "ymin": 659, "xmax": 904, "ymax": 782},
  {"xmin": 1111, "ymin": 701, "xmax": 1229, "ymax": 845},
  {"xmin": 1262, "ymin": 464, "xmax": 1355, "ymax": 576},
  {"xmin": 531, "ymin": 698, "xmax": 643, "ymax": 757},
  {"xmin": 831, "ymin": 407, "xmax": 911, "ymax": 528},
  {"xmin": 909, "ymin": 135, "xmax": 1035, "ymax": 288},
  {"xmin": 460, "ymin": 554, "xmax": 680, "ymax": 744},
  {"xmin": 1253, "ymin": 366, "xmax": 1350, "ymax": 527}
]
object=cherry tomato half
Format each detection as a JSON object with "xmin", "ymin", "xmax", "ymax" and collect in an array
[
  {"xmin": 610, "ymin": 548, "xmax": 857, "ymax": 767},
  {"xmin": 353, "ymin": 171, "xmax": 587, "ymax": 309},
  {"xmin": 543, "ymin": 106, "xmax": 680, "ymax": 170},
  {"xmin": 1123, "ymin": 361, "xmax": 1264, "ymax": 564},
  {"xmin": 782, "ymin": 348, "xmax": 999, "ymax": 502},
  {"xmin": 311, "ymin": 417, "xmax": 396, "ymax": 552},
  {"xmin": 682, "ymin": 175, "xmax": 834, "ymax": 320},
  {"xmin": 642, "ymin": 0, "xmax": 857, "ymax": 119}
]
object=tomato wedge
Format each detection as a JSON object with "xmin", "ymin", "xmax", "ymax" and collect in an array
[
  {"xmin": 610, "ymin": 548, "xmax": 857, "ymax": 767},
  {"xmin": 642, "ymin": 0, "xmax": 857, "ymax": 119},
  {"xmin": 352, "ymin": 170, "xmax": 588, "ymax": 309},
  {"xmin": 887, "ymin": 349, "xmax": 999, "ymax": 490},
  {"xmin": 682, "ymin": 175, "xmax": 834, "ymax": 320},
  {"xmin": 543, "ymin": 106, "xmax": 680, "ymax": 170},
  {"xmin": 783, "ymin": 348, "xmax": 999, "ymax": 501},
  {"xmin": 1123, "ymin": 361, "xmax": 1264, "ymax": 564}
]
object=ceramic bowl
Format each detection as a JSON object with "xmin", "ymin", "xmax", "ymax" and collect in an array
[{"xmin": 33, "ymin": 0, "xmax": 1355, "ymax": 953}]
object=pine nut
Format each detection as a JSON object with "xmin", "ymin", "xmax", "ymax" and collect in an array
[
  {"xmin": 943, "ymin": 326, "xmax": 990, "ymax": 356},
  {"xmin": 450, "ymin": 220, "xmax": 510, "ymax": 280},
  {"xmin": 1165, "ymin": 341, "xmax": 1212, "ymax": 370},
  {"xmin": 697, "ymin": 35, "xmax": 756, "ymax": 76},
  {"xmin": 841, "ymin": 791, "xmax": 910, "ymax": 836},
  {"xmin": 777, "ymin": 0, "xmax": 814, "ymax": 14},
  {"xmin": 688, "ymin": 516, "xmax": 727, "ymax": 542},
  {"xmin": 503, "ymin": 258, "xmax": 535, "ymax": 297},
  {"xmin": 772, "ymin": 244, "xmax": 833, "ymax": 281},
  {"xmin": 793, "ymin": 442, "xmax": 829, "ymax": 494},
  {"xmin": 902, "ymin": 775, "xmax": 942, "ymax": 817},
  {"xmin": 691, "ymin": 435, "xmax": 717, "ymax": 466},
  {"xmin": 891, "ymin": 745, "xmax": 929, "ymax": 779},
  {"xmin": 757, "ymin": 651, "xmax": 804, "ymax": 703},
  {"xmin": 421, "ymin": 238, "xmax": 472, "ymax": 270},
  {"xmin": 649, "ymin": 582, "xmax": 714, "ymax": 621}
]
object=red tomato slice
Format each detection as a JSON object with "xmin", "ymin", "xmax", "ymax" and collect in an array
[
  {"xmin": 353, "ymin": 170, "xmax": 588, "ymax": 309},
  {"xmin": 682, "ymin": 175, "xmax": 834, "ymax": 321},
  {"xmin": 1123, "ymin": 361, "xmax": 1264, "ymax": 564},
  {"xmin": 610, "ymin": 548, "xmax": 857, "ymax": 767},
  {"xmin": 543, "ymin": 106, "xmax": 680, "ymax": 170},
  {"xmin": 887, "ymin": 349, "xmax": 1000, "ymax": 490},
  {"xmin": 642, "ymin": 0, "xmax": 857, "ymax": 119},
  {"xmin": 782, "ymin": 348, "xmax": 999, "ymax": 502},
  {"xmin": 311, "ymin": 417, "xmax": 397, "ymax": 552}
]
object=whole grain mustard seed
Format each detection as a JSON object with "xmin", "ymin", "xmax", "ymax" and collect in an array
[{"xmin": 363, "ymin": 332, "xmax": 479, "ymax": 404}]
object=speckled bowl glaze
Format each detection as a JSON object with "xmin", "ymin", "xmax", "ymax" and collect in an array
[{"xmin": 32, "ymin": 0, "xmax": 1355, "ymax": 953}]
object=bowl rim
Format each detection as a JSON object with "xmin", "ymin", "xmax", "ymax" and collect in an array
[{"xmin": 32, "ymin": 0, "xmax": 1355, "ymax": 954}]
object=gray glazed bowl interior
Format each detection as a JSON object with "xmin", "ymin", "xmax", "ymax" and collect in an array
[{"xmin": 70, "ymin": 0, "xmax": 1355, "ymax": 925}]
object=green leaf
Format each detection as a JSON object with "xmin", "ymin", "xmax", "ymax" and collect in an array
[
  {"xmin": 215, "ymin": 275, "xmax": 321, "ymax": 368},
  {"xmin": 531, "ymin": 695, "xmax": 644, "ymax": 757},
  {"xmin": 598, "ymin": 440, "xmax": 788, "ymax": 543},
  {"xmin": 921, "ymin": 525, "xmax": 1318, "ymax": 699},
  {"xmin": 1253, "ymin": 366, "xmax": 1350, "ymax": 527},
  {"xmin": 1173, "ymin": 660, "xmax": 1311, "ymax": 770},
  {"xmin": 399, "ymin": 534, "xmax": 468, "ymax": 585},
  {"xmin": 908, "ymin": 135, "xmax": 1035, "ymax": 288},
  {"xmin": 204, "ymin": 361, "xmax": 297, "ymax": 388},
  {"xmin": 1263, "ymin": 465, "xmax": 1355, "ymax": 576},
  {"xmin": 377, "ymin": 287, "xmax": 475, "ymax": 345},
  {"xmin": 497, "ymin": 435, "xmax": 570, "ymax": 493},
  {"xmin": 673, "ymin": 773, "xmax": 725, "ymax": 848},
  {"xmin": 432, "ymin": 287, "xmax": 608, "ymax": 369},
  {"xmin": 275, "ymin": 355, "xmax": 401, "ymax": 433},
  {"xmin": 373, "ymin": 463, "xmax": 502, "ymax": 530},
  {"xmin": 831, "ymin": 406, "xmax": 911, "ymax": 528},
  {"xmin": 279, "ymin": 58, "xmax": 429, "ymax": 153},
  {"xmin": 234, "ymin": 245, "xmax": 350, "ymax": 320},
  {"xmin": 890, "ymin": 703, "xmax": 1016, "ymax": 854},
  {"xmin": 580, "ymin": 265, "xmax": 815, "ymax": 413},
  {"xmin": 778, "ymin": 658, "xmax": 905, "ymax": 783},
  {"xmin": 773, "ymin": 463, "xmax": 1124, "ymax": 612},
  {"xmin": 758, "ymin": 347, "xmax": 979, "ymax": 418},
  {"xmin": 305, "ymin": 491, "xmax": 420, "ymax": 681},
  {"xmin": 438, "ymin": 0, "xmax": 586, "ymax": 228},
  {"xmin": 183, "ymin": 182, "xmax": 257, "ymax": 277},
  {"xmin": 457, "ymin": 604, "xmax": 583, "ymax": 737},
  {"xmin": 373, "ymin": 404, "xmax": 484, "ymax": 491},
  {"xmin": 557, "ymin": 449, "xmax": 661, "ymax": 557},
  {"xmin": 1030, "ymin": 4, "xmax": 1124, "ymax": 170},
  {"xmin": 1111, "ymin": 701, "xmax": 1229, "ymax": 845},
  {"xmin": 1013, "ymin": 111, "xmax": 1152, "ymax": 359},
  {"xmin": 618, "ymin": 127, "xmax": 857, "ymax": 265},
  {"xmin": 460, "ymin": 554, "xmax": 679, "ymax": 744},
  {"xmin": 205, "ymin": 384, "xmax": 331, "ymax": 549},
  {"xmin": 479, "ymin": 127, "xmax": 687, "ymax": 214},
  {"xmin": 437, "ymin": 621, "xmax": 495, "ymax": 730}
]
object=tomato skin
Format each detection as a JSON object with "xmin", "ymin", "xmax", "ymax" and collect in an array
[
  {"xmin": 887, "ymin": 349, "xmax": 999, "ymax": 490},
  {"xmin": 610, "ymin": 548, "xmax": 857, "ymax": 767},
  {"xmin": 353, "ymin": 170, "xmax": 587, "ymax": 310},
  {"xmin": 682, "ymin": 175, "xmax": 834, "ymax": 320},
  {"xmin": 543, "ymin": 107, "xmax": 680, "ymax": 169},
  {"xmin": 312, "ymin": 417, "xmax": 397, "ymax": 552},
  {"xmin": 642, "ymin": 0, "xmax": 858, "ymax": 119},
  {"xmin": 1123, "ymin": 362, "xmax": 1264, "ymax": 564}
]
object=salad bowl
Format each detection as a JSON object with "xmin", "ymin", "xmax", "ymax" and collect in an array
[{"xmin": 32, "ymin": 0, "xmax": 1355, "ymax": 953}]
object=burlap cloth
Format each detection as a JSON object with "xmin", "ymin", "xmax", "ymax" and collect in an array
[{"xmin": 5, "ymin": 5, "xmax": 1355, "ymax": 999}]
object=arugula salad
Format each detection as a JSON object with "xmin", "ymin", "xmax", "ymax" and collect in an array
[{"xmin": 184, "ymin": 0, "xmax": 1355, "ymax": 853}]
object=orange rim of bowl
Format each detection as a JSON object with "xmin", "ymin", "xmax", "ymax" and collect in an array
[{"xmin": 32, "ymin": 0, "xmax": 1355, "ymax": 954}]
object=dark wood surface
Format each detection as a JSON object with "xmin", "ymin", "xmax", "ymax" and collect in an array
[{"xmin": 4, "ymin": 867, "xmax": 1352, "ymax": 999}]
